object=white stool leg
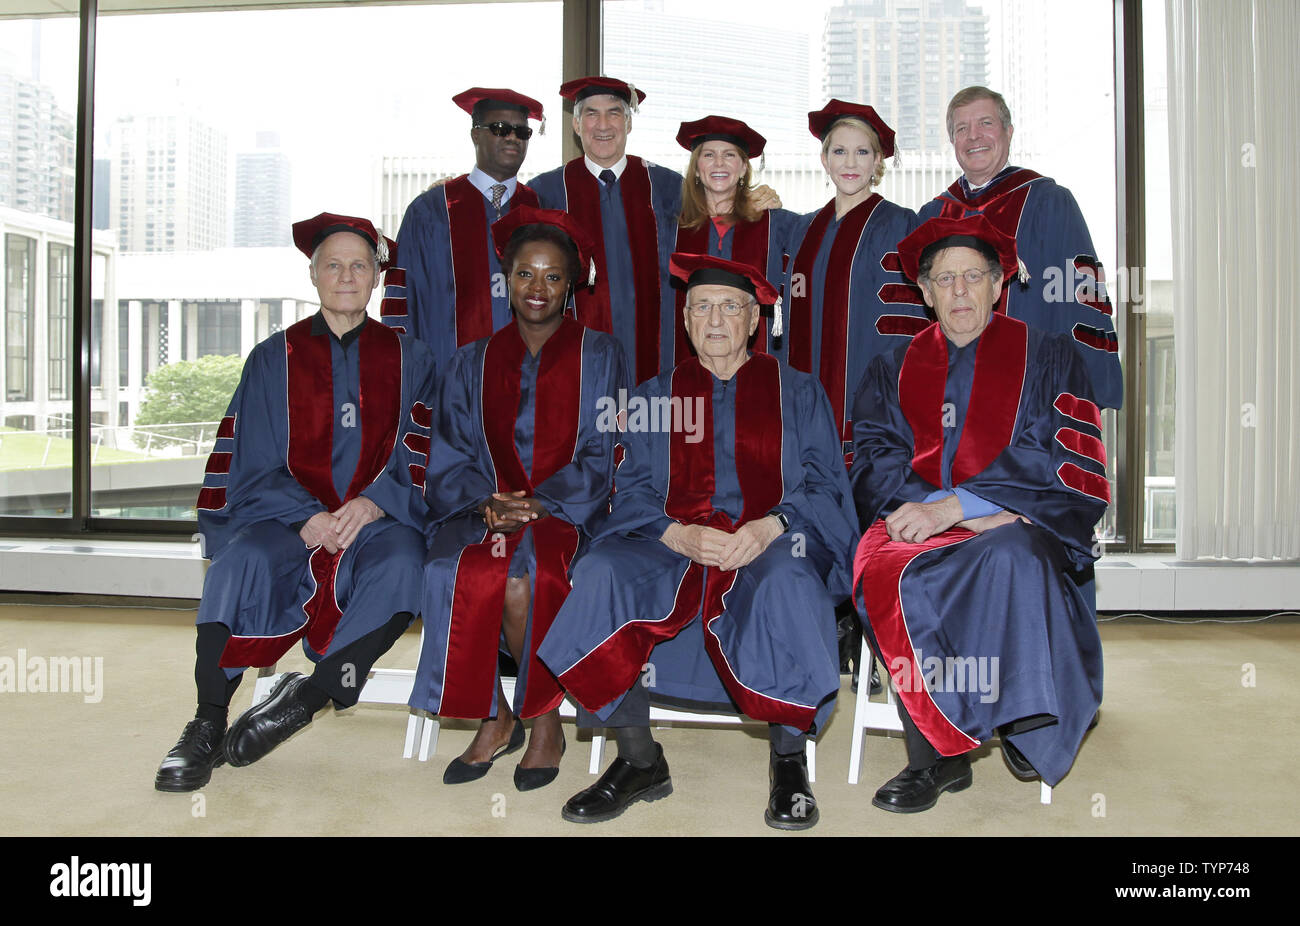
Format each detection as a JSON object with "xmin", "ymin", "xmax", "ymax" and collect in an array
[
  {"xmin": 805, "ymin": 737, "xmax": 816, "ymax": 784},
  {"xmin": 418, "ymin": 717, "xmax": 440, "ymax": 762},
  {"xmin": 589, "ymin": 730, "xmax": 606, "ymax": 774},
  {"xmin": 251, "ymin": 665, "xmax": 280, "ymax": 707},
  {"xmin": 1041, "ymin": 782, "xmax": 1052, "ymax": 805},
  {"xmin": 848, "ymin": 636, "xmax": 871, "ymax": 785},
  {"xmin": 403, "ymin": 712, "xmax": 420, "ymax": 759}
]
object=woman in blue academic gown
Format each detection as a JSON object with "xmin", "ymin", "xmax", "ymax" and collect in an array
[
  {"xmin": 669, "ymin": 115, "xmax": 800, "ymax": 363},
  {"xmin": 783, "ymin": 101, "xmax": 923, "ymax": 466},
  {"xmin": 408, "ymin": 207, "xmax": 627, "ymax": 791}
]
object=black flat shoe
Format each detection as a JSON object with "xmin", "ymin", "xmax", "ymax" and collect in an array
[
  {"xmin": 443, "ymin": 719, "xmax": 524, "ymax": 785},
  {"xmin": 872, "ymin": 756, "xmax": 972, "ymax": 813},
  {"xmin": 513, "ymin": 734, "xmax": 566, "ymax": 792},
  {"xmin": 225, "ymin": 673, "xmax": 315, "ymax": 768},
  {"xmin": 561, "ymin": 743, "xmax": 672, "ymax": 823},
  {"xmin": 155, "ymin": 718, "xmax": 227, "ymax": 792},
  {"xmin": 765, "ymin": 753, "xmax": 819, "ymax": 831}
]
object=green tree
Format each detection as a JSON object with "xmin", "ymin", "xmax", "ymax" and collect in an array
[{"xmin": 133, "ymin": 354, "xmax": 243, "ymax": 452}]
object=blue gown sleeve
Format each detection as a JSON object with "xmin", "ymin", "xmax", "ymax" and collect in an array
[
  {"xmin": 387, "ymin": 190, "xmax": 453, "ymax": 349},
  {"xmin": 529, "ymin": 167, "xmax": 565, "ymax": 210},
  {"xmin": 595, "ymin": 376, "xmax": 675, "ymax": 542},
  {"xmin": 422, "ymin": 343, "xmax": 500, "ymax": 527},
  {"xmin": 358, "ymin": 336, "xmax": 437, "ymax": 533},
  {"xmin": 956, "ymin": 333, "xmax": 1110, "ymax": 567},
  {"xmin": 1020, "ymin": 182, "xmax": 1123, "ymax": 411},
  {"xmin": 196, "ymin": 340, "xmax": 328, "ymax": 558},
  {"xmin": 532, "ymin": 335, "xmax": 630, "ymax": 533}
]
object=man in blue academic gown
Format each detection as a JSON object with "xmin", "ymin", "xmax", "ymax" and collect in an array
[
  {"xmin": 382, "ymin": 87, "xmax": 545, "ymax": 367},
  {"xmin": 154, "ymin": 213, "xmax": 436, "ymax": 792},
  {"xmin": 529, "ymin": 75, "xmax": 682, "ymax": 386},
  {"xmin": 917, "ymin": 86, "xmax": 1122, "ymax": 411},
  {"xmin": 539, "ymin": 254, "xmax": 858, "ymax": 830},
  {"xmin": 850, "ymin": 215, "xmax": 1108, "ymax": 812}
]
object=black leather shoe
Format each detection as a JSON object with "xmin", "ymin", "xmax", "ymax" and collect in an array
[
  {"xmin": 765, "ymin": 754, "xmax": 819, "ymax": 830},
  {"xmin": 872, "ymin": 756, "xmax": 972, "ymax": 813},
  {"xmin": 1000, "ymin": 736, "xmax": 1039, "ymax": 780},
  {"xmin": 513, "ymin": 733, "xmax": 566, "ymax": 792},
  {"xmin": 561, "ymin": 743, "xmax": 672, "ymax": 823},
  {"xmin": 443, "ymin": 719, "xmax": 524, "ymax": 785},
  {"xmin": 225, "ymin": 673, "xmax": 316, "ymax": 767},
  {"xmin": 155, "ymin": 718, "xmax": 227, "ymax": 792}
]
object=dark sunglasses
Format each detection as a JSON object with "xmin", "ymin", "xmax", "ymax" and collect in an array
[{"xmin": 474, "ymin": 121, "xmax": 533, "ymax": 140}]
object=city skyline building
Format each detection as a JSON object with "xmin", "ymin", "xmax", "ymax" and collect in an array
[
  {"xmin": 109, "ymin": 111, "xmax": 228, "ymax": 253},
  {"xmin": 823, "ymin": 0, "xmax": 988, "ymax": 156},
  {"xmin": 233, "ymin": 131, "xmax": 291, "ymax": 248},
  {"xmin": 0, "ymin": 62, "xmax": 76, "ymax": 224}
]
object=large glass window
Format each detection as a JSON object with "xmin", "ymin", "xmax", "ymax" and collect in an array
[
  {"xmin": 0, "ymin": 12, "xmax": 79, "ymax": 518},
  {"xmin": 89, "ymin": 2, "xmax": 563, "ymax": 519},
  {"xmin": 1141, "ymin": 0, "xmax": 1175, "ymax": 544},
  {"xmin": 0, "ymin": 0, "xmax": 1171, "ymax": 549}
]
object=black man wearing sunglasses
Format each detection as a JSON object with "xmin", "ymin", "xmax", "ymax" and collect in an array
[{"xmin": 382, "ymin": 87, "xmax": 545, "ymax": 369}]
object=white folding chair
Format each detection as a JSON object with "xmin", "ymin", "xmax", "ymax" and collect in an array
[{"xmin": 846, "ymin": 636, "xmax": 1050, "ymax": 804}]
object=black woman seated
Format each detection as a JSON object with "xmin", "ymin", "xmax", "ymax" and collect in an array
[{"xmin": 408, "ymin": 206, "xmax": 628, "ymax": 791}]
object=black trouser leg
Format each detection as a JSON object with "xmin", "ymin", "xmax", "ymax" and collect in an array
[
  {"xmin": 768, "ymin": 724, "xmax": 808, "ymax": 758},
  {"xmin": 576, "ymin": 682, "xmax": 657, "ymax": 767},
  {"xmin": 308, "ymin": 611, "xmax": 415, "ymax": 709},
  {"xmin": 194, "ymin": 622, "xmax": 241, "ymax": 724}
]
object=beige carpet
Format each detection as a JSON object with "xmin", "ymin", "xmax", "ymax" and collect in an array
[{"xmin": 1, "ymin": 603, "xmax": 1296, "ymax": 837}]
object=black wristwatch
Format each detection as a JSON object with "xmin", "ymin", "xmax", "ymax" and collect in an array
[{"xmin": 768, "ymin": 509, "xmax": 790, "ymax": 533}]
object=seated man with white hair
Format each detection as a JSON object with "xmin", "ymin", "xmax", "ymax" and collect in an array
[
  {"xmin": 154, "ymin": 212, "xmax": 436, "ymax": 792},
  {"xmin": 539, "ymin": 254, "xmax": 856, "ymax": 831}
]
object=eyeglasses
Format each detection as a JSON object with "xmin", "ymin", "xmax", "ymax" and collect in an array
[
  {"xmin": 687, "ymin": 300, "xmax": 753, "ymax": 317},
  {"xmin": 474, "ymin": 121, "xmax": 533, "ymax": 140},
  {"xmin": 929, "ymin": 269, "xmax": 995, "ymax": 288}
]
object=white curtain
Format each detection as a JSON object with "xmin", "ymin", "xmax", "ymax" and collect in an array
[{"xmin": 1168, "ymin": 0, "xmax": 1300, "ymax": 560}]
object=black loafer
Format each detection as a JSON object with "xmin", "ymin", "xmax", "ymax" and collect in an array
[
  {"xmin": 765, "ymin": 754, "xmax": 819, "ymax": 831},
  {"xmin": 513, "ymin": 734, "xmax": 566, "ymax": 792},
  {"xmin": 1000, "ymin": 736, "xmax": 1039, "ymax": 780},
  {"xmin": 155, "ymin": 718, "xmax": 227, "ymax": 792},
  {"xmin": 443, "ymin": 719, "xmax": 524, "ymax": 785},
  {"xmin": 561, "ymin": 743, "xmax": 672, "ymax": 823},
  {"xmin": 225, "ymin": 673, "xmax": 316, "ymax": 768},
  {"xmin": 872, "ymin": 756, "xmax": 972, "ymax": 813}
]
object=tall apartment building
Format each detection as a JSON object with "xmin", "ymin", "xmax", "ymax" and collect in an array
[
  {"xmin": 109, "ymin": 112, "xmax": 228, "ymax": 253},
  {"xmin": 233, "ymin": 131, "xmax": 291, "ymax": 248},
  {"xmin": 0, "ymin": 65, "xmax": 76, "ymax": 223},
  {"xmin": 823, "ymin": 0, "xmax": 988, "ymax": 155}
]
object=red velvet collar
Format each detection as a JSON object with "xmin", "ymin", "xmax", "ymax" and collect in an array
[{"xmin": 898, "ymin": 313, "xmax": 1027, "ymax": 488}]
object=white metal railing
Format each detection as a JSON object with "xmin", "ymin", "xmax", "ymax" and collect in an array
[{"xmin": 0, "ymin": 421, "xmax": 221, "ymax": 468}]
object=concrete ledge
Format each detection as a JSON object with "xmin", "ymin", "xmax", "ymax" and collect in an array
[{"xmin": 1, "ymin": 539, "xmax": 1297, "ymax": 612}]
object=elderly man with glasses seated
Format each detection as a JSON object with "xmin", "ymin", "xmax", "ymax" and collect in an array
[
  {"xmin": 538, "ymin": 253, "xmax": 857, "ymax": 831},
  {"xmin": 850, "ymin": 214, "xmax": 1108, "ymax": 814}
]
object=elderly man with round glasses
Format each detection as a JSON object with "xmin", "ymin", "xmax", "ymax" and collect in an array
[
  {"xmin": 850, "ymin": 214, "xmax": 1108, "ymax": 813},
  {"xmin": 538, "ymin": 253, "xmax": 857, "ymax": 831}
]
